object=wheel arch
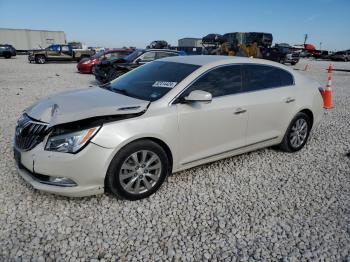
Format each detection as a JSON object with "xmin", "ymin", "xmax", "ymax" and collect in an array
[
  {"xmin": 299, "ymin": 108, "xmax": 314, "ymax": 128},
  {"xmin": 105, "ymin": 136, "xmax": 174, "ymax": 173},
  {"xmin": 103, "ymin": 136, "xmax": 174, "ymax": 191}
]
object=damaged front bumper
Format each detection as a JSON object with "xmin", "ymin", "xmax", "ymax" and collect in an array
[{"xmin": 13, "ymin": 141, "xmax": 114, "ymax": 197}]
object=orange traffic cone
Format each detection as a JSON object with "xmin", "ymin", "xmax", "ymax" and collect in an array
[
  {"xmin": 323, "ymin": 75, "xmax": 333, "ymax": 109},
  {"xmin": 327, "ymin": 64, "xmax": 332, "ymax": 74}
]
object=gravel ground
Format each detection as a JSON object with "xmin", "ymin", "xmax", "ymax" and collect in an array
[{"xmin": 0, "ymin": 56, "xmax": 349, "ymax": 261}]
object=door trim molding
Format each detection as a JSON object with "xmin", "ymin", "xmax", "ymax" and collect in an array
[{"xmin": 181, "ymin": 136, "xmax": 278, "ymax": 165}]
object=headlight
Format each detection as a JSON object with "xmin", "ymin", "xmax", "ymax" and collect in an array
[{"xmin": 45, "ymin": 127, "xmax": 100, "ymax": 153}]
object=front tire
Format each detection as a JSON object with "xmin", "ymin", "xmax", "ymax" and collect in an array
[
  {"xmin": 106, "ymin": 140, "xmax": 170, "ymax": 200},
  {"xmin": 279, "ymin": 112, "xmax": 311, "ymax": 152}
]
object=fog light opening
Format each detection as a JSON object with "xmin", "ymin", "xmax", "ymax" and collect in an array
[{"xmin": 46, "ymin": 176, "xmax": 77, "ymax": 187}]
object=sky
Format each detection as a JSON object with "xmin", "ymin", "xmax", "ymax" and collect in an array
[{"xmin": 0, "ymin": 0, "xmax": 349, "ymax": 51}]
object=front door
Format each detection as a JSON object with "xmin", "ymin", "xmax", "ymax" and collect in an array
[{"xmin": 175, "ymin": 65, "xmax": 248, "ymax": 165}]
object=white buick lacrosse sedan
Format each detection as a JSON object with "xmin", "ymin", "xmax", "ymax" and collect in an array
[{"xmin": 14, "ymin": 56, "xmax": 323, "ymax": 200}]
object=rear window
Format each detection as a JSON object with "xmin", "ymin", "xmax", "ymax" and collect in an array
[
  {"xmin": 106, "ymin": 61, "xmax": 199, "ymax": 101},
  {"xmin": 242, "ymin": 65, "xmax": 293, "ymax": 92}
]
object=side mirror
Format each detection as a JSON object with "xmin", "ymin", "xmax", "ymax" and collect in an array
[
  {"xmin": 184, "ymin": 90, "xmax": 212, "ymax": 103},
  {"xmin": 135, "ymin": 58, "xmax": 141, "ymax": 64}
]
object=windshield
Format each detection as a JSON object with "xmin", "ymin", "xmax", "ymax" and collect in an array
[
  {"xmin": 92, "ymin": 51, "xmax": 105, "ymax": 59},
  {"xmin": 103, "ymin": 61, "xmax": 199, "ymax": 101},
  {"xmin": 123, "ymin": 49, "xmax": 144, "ymax": 62}
]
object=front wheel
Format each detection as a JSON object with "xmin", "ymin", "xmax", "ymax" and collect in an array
[
  {"xmin": 106, "ymin": 140, "xmax": 170, "ymax": 200},
  {"xmin": 279, "ymin": 112, "xmax": 311, "ymax": 152}
]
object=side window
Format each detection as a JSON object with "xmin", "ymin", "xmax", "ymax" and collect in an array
[
  {"xmin": 182, "ymin": 65, "xmax": 242, "ymax": 98},
  {"xmin": 49, "ymin": 45, "xmax": 60, "ymax": 52},
  {"xmin": 103, "ymin": 53, "xmax": 112, "ymax": 59},
  {"xmin": 139, "ymin": 52, "xmax": 156, "ymax": 62},
  {"xmin": 61, "ymin": 46, "xmax": 69, "ymax": 52},
  {"xmin": 156, "ymin": 52, "xmax": 178, "ymax": 59},
  {"xmin": 279, "ymin": 69, "xmax": 294, "ymax": 86},
  {"xmin": 242, "ymin": 65, "xmax": 293, "ymax": 92}
]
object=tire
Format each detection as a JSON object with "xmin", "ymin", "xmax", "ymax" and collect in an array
[
  {"xmin": 91, "ymin": 65, "xmax": 96, "ymax": 75},
  {"xmin": 279, "ymin": 112, "xmax": 311, "ymax": 152},
  {"xmin": 3, "ymin": 52, "xmax": 11, "ymax": 59},
  {"xmin": 107, "ymin": 69, "xmax": 126, "ymax": 82},
  {"xmin": 105, "ymin": 140, "xmax": 170, "ymax": 200},
  {"xmin": 35, "ymin": 55, "xmax": 46, "ymax": 64},
  {"xmin": 279, "ymin": 57, "xmax": 285, "ymax": 64},
  {"xmin": 291, "ymin": 61, "xmax": 297, "ymax": 66}
]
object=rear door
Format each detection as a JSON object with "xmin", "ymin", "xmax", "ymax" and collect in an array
[
  {"xmin": 60, "ymin": 45, "xmax": 73, "ymax": 60},
  {"xmin": 241, "ymin": 64, "xmax": 296, "ymax": 145}
]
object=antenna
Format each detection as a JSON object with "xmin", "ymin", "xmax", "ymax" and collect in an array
[{"xmin": 304, "ymin": 34, "xmax": 308, "ymax": 45}]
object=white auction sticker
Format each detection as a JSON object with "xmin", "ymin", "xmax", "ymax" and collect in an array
[{"xmin": 152, "ymin": 81, "xmax": 177, "ymax": 88}]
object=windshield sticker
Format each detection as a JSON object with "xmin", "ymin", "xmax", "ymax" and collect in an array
[{"xmin": 152, "ymin": 81, "xmax": 177, "ymax": 88}]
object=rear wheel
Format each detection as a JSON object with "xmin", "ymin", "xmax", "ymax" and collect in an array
[
  {"xmin": 279, "ymin": 112, "xmax": 311, "ymax": 152},
  {"xmin": 3, "ymin": 52, "xmax": 11, "ymax": 59},
  {"xmin": 35, "ymin": 55, "xmax": 46, "ymax": 64},
  {"xmin": 106, "ymin": 140, "xmax": 170, "ymax": 200}
]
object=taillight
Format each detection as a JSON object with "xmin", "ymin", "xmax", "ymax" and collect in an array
[{"xmin": 318, "ymin": 87, "xmax": 324, "ymax": 97}]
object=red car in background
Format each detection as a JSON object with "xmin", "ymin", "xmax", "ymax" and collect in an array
[{"xmin": 77, "ymin": 49, "xmax": 133, "ymax": 74}]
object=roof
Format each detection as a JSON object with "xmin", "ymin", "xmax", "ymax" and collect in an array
[
  {"xmin": 160, "ymin": 55, "xmax": 294, "ymax": 72},
  {"xmin": 161, "ymin": 55, "xmax": 275, "ymax": 65}
]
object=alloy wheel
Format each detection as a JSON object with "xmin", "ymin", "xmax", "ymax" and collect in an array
[
  {"xmin": 119, "ymin": 150, "xmax": 162, "ymax": 195},
  {"xmin": 289, "ymin": 118, "xmax": 308, "ymax": 148}
]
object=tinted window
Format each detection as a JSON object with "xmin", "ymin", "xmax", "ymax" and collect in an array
[
  {"xmin": 47, "ymin": 45, "xmax": 60, "ymax": 52},
  {"xmin": 242, "ymin": 65, "xmax": 293, "ymax": 92},
  {"xmin": 182, "ymin": 65, "xmax": 242, "ymax": 98},
  {"xmin": 157, "ymin": 52, "xmax": 178, "ymax": 59},
  {"xmin": 139, "ymin": 52, "xmax": 156, "ymax": 62},
  {"xmin": 280, "ymin": 69, "xmax": 294, "ymax": 86},
  {"xmin": 107, "ymin": 61, "xmax": 199, "ymax": 101}
]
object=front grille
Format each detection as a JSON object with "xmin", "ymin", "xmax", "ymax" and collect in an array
[{"xmin": 15, "ymin": 114, "xmax": 51, "ymax": 151}]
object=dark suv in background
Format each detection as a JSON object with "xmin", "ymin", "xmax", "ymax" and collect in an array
[
  {"xmin": 330, "ymin": 50, "xmax": 350, "ymax": 61},
  {"xmin": 262, "ymin": 44, "xmax": 299, "ymax": 65},
  {"xmin": 93, "ymin": 49, "xmax": 186, "ymax": 83},
  {"xmin": 0, "ymin": 44, "xmax": 16, "ymax": 59}
]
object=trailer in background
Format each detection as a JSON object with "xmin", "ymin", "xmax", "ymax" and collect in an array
[{"xmin": 0, "ymin": 28, "xmax": 66, "ymax": 52}]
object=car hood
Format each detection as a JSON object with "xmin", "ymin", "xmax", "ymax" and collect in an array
[{"xmin": 25, "ymin": 87, "xmax": 149, "ymax": 126}]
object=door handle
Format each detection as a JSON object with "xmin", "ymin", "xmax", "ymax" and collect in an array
[
  {"xmin": 234, "ymin": 108, "xmax": 247, "ymax": 115},
  {"xmin": 285, "ymin": 97, "xmax": 295, "ymax": 103}
]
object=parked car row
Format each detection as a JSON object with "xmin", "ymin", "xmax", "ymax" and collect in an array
[
  {"xmin": 91, "ymin": 49, "xmax": 186, "ymax": 83},
  {"xmin": 0, "ymin": 44, "xmax": 16, "ymax": 58},
  {"xmin": 77, "ymin": 48, "xmax": 134, "ymax": 74}
]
